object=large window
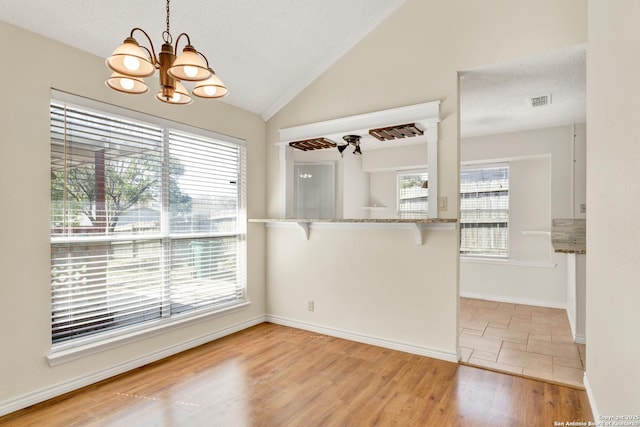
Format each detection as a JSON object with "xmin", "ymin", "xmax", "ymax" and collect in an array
[
  {"xmin": 460, "ymin": 165, "xmax": 509, "ymax": 257},
  {"xmin": 398, "ymin": 170, "xmax": 429, "ymax": 219},
  {"xmin": 50, "ymin": 97, "xmax": 246, "ymax": 345}
]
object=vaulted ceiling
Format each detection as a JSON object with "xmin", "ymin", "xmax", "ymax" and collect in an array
[{"xmin": 1, "ymin": 1, "xmax": 585, "ymax": 134}]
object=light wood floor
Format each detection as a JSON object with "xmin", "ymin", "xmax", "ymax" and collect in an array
[
  {"xmin": 460, "ymin": 298, "xmax": 586, "ymax": 388},
  {"xmin": 0, "ymin": 323, "xmax": 592, "ymax": 426}
]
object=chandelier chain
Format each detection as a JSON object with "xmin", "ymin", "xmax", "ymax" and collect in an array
[
  {"xmin": 166, "ymin": 0, "xmax": 171, "ymax": 34},
  {"xmin": 161, "ymin": 0, "xmax": 172, "ymax": 44}
]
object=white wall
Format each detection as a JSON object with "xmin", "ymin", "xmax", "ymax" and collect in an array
[
  {"xmin": 342, "ymin": 155, "xmax": 370, "ymax": 218},
  {"xmin": 362, "ymin": 144, "xmax": 428, "ymax": 173},
  {"xmin": 264, "ymin": 0, "xmax": 587, "ymax": 364},
  {"xmin": 586, "ymin": 0, "xmax": 640, "ymax": 415},
  {"xmin": 566, "ymin": 253, "xmax": 586, "ymax": 343},
  {"xmin": 266, "ymin": 224, "xmax": 459, "ymax": 359},
  {"xmin": 0, "ymin": 21, "xmax": 267, "ymax": 414},
  {"xmin": 460, "ymin": 125, "xmax": 586, "ymax": 306},
  {"xmin": 369, "ymin": 171, "xmax": 399, "ymax": 219}
]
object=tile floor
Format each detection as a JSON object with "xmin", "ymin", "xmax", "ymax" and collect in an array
[{"xmin": 459, "ymin": 297, "xmax": 586, "ymax": 388}]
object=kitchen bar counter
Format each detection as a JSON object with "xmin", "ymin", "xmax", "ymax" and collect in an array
[{"xmin": 249, "ymin": 218, "xmax": 457, "ymax": 244}]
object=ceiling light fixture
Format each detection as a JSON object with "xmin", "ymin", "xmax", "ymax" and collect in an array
[
  {"xmin": 105, "ymin": 0, "xmax": 228, "ymax": 105},
  {"xmin": 341, "ymin": 135, "xmax": 362, "ymax": 156}
]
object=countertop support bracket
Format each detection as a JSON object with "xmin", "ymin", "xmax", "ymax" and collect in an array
[{"xmin": 297, "ymin": 222, "xmax": 310, "ymax": 240}]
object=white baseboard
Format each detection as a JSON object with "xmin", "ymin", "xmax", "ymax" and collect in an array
[
  {"xmin": 460, "ymin": 291, "xmax": 567, "ymax": 310},
  {"xmin": 265, "ymin": 315, "xmax": 459, "ymax": 363},
  {"xmin": 583, "ymin": 372, "xmax": 599, "ymax": 421},
  {"xmin": 574, "ymin": 334, "xmax": 586, "ymax": 345},
  {"xmin": 0, "ymin": 315, "xmax": 267, "ymax": 417}
]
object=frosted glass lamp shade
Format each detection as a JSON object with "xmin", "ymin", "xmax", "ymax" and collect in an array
[
  {"xmin": 106, "ymin": 37, "xmax": 155, "ymax": 77},
  {"xmin": 167, "ymin": 45, "xmax": 210, "ymax": 81},
  {"xmin": 156, "ymin": 81, "xmax": 192, "ymax": 105},
  {"xmin": 192, "ymin": 71, "xmax": 229, "ymax": 98},
  {"xmin": 106, "ymin": 72, "xmax": 149, "ymax": 94}
]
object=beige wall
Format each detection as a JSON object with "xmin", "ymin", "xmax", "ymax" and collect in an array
[
  {"xmin": 0, "ymin": 21, "xmax": 266, "ymax": 413},
  {"xmin": 586, "ymin": 0, "xmax": 640, "ymax": 415},
  {"xmin": 264, "ymin": 0, "xmax": 587, "ymax": 371}
]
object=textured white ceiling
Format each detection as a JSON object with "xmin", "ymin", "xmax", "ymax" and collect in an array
[
  {"xmin": 0, "ymin": 0, "xmax": 406, "ymax": 120},
  {"xmin": 460, "ymin": 44, "xmax": 586, "ymax": 138}
]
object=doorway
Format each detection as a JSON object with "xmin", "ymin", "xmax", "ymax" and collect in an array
[{"xmin": 457, "ymin": 44, "xmax": 587, "ymax": 387}]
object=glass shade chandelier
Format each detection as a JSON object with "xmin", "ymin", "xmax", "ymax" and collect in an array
[{"xmin": 105, "ymin": 0, "xmax": 228, "ymax": 105}]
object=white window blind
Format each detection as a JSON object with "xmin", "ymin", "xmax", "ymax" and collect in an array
[
  {"xmin": 50, "ymin": 100, "xmax": 246, "ymax": 344},
  {"xmin": 460, "ymin": 165, "xmax": 509, "ymax": 257},
  {"xmin": 398, "ymin": 171, "xmax": 429, "ymax": 219}
]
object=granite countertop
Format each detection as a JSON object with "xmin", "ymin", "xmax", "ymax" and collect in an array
[{"xmin": 554, "ymin": 248, "xmax": 587, "ymax": 254}]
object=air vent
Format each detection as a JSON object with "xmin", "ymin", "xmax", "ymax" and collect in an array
[
  {"xmin": 289, "ymin": 137, "xmax": 336, "ymax": 151},
  {"xmin": 529, "ymin": 94, "xmax": 552, "ymax": 108}
]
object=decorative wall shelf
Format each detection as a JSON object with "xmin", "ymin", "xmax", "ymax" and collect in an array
[
  {"xmin": 522, "ymin": 230, "xmax": 551, "ymax": 236},
  {"xmin": 362, "ymin": 205, "xmax": 387, "ymax": 211},
  {"xmin": 249, "ymin": 218, "xmax": 457, "ymax": 245}
]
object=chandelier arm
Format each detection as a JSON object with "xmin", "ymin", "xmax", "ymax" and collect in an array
[
  {"xmin": 138, "ymin": 46, "xmax": 156, "ymax": 68},
  {"xmin": 130, "ymin": 27, "xmax": 160, "ymax": 66},
  {"xmin": 174, "ymin": 32, "xmax": 192, "ymax": 52},
  {"xmin": 197, "ymin": 51, "xmax": 211, "ymax": 69}
]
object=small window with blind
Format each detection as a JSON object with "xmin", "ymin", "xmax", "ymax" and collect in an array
[
  {"xmin": 460, "ymin": 165, "xmax": 509, "ymax": 257},
  {"xmin": 398, "ymin": 170, "xmax": 429, "ymax": 219},
  {"xmin": 50, "ymin": 96, "xmax": 246, "ymax": 346}
]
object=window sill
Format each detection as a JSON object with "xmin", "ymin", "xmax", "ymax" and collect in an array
[
  {"xmin": 460, "ymin": 256, "xmax": 557, "ymax": 269},
  {"xmin": 47, "ymin": 300, "xmax": 252, "ymax": 366}
]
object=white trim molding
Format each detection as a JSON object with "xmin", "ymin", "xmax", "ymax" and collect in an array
[
  {"xmin": 265, "ymin": 314, "xmax": 459, "ymax": 363},
  {"xmin": 460, "ymin": 256, "xmax": 557, "ymax": 269},
  {"xmin": 460, "ymin": 291, "xmax": 566, "ymax": 310},
  {"xmin": 583, "ymin": 372, "xmax": 600, "ymax": 421},
  {"xmin": 278, "ymin": 101, "xmax": 440, "ymax": 143}
]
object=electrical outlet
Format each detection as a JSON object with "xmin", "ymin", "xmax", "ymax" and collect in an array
[
  {"xmin": 308, "ymin": 300, "xmax": 314, "ymax": 312},
  {"xmin": 438, "ymin": 196, "xmax": 448, "ymax": 211}
]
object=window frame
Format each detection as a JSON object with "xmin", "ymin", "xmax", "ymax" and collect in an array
[
  {"xmin": 48, "ymin": 91, "xmax": 248, "ymax": 364},
  {"xmin": 459, "ymin": 163, "xmax": 509, "ymax": 258}
]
